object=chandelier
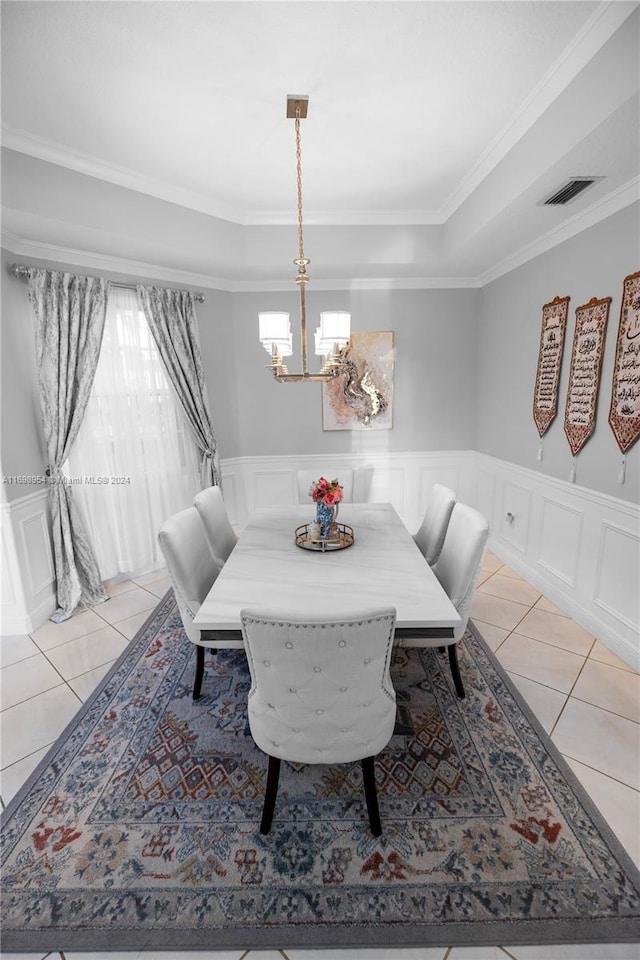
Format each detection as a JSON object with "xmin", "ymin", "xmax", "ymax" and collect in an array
[{"xmin": 258, "ymin": 96, "xmax": 351, "ymax": 382}]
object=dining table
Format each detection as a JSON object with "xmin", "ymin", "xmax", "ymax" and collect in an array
[{"xmin": 193, "ymin": 502, "xmax": 461, "ymax": 646}]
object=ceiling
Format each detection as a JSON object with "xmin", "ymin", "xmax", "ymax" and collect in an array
[{"xmin": 1, "ymin": 1, "xmax": 639, "ymax": 287}]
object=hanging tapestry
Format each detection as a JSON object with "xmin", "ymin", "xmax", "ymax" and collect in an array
[
  {"xmin": 564, "ymin": 296, "xmax": 611, "ymax": 456},
  {"xmin": 322, "ymin": 331, "xmax": 394, "ymax": 430},
  {"xmin": 608, "ymin": 270, "xmax": 640, "ymax": 454},
  {"xmin": 533, "ymin": 295, "xmax": 570, "ymax": 437}
]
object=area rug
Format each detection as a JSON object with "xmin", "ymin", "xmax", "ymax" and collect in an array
[{"xmin": 2, "ymin": 593, "xmax": 640, "ymax": 952}]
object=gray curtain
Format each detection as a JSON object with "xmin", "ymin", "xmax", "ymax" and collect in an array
[
  {"xmin": 28, "ymin": 269, "xmax": 109, "ymax": 620},
  {"xmin": 136, "ymin": 285, "xmax": 220, "ymax": 487}
]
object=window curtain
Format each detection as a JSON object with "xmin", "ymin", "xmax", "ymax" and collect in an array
[
  {"xmin": 136, "ymin": 285, "xmax": 220, "ymax": 487},
  {"xmin": 28, "ymin": 269, "xmax": 109, "ymax": 621},
  {"xmin": 67, "ymin": 287, "xmax": 201, "ymax": 579}
]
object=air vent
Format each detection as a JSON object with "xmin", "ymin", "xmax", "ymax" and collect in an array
[{"xmin": 542, "ymin": 177, "xmax": 603, "ymax": 206}]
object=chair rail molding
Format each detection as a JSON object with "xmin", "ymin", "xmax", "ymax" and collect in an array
[
  {"xmin": 473, "ymin": 452, "xmax": 640, "ymax": 671},
  {"xmin": 1, "ymin": 488, "xmax": 56, "ymax": 634}
]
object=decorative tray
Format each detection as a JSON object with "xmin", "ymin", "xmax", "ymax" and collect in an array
[{"xmin": 295, "ymin": 522, "xmax": 355, "ymax": 552}]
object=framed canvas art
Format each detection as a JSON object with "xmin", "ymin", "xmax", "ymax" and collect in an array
[{"xmin": 322, "ymin": 331, "xmax": 394, "ymax": 431}]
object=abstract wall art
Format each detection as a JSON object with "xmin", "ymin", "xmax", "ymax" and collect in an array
[{"xmin": 322, "ymin": 331, "xmax": 394, "ymax": 431}]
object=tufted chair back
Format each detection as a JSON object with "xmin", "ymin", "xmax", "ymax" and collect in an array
[
  {"xmin": 158, "ymin": 506, "xmax": 221, "ymax": 699},
  {"xmin": 193, "ymin": 485, "xmax": 237, "ymax": 568},
  {"xmin": 413, "ymin": 483, "xmax": 456, "ymax": 565},
  {"xmin": 241, "ymin": 606, "xmax": 397, "ymax": 835}
]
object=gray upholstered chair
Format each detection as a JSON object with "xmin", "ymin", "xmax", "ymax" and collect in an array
[
  {"xmin": 240, "ymin": 606, "xmax": 397, "ymax": 836},
  {"xmin": 413, "ymin": 483, "xmax": 456, "ymax": 566},
  {"xmin": 193, "ymin": 485, "xmax": 237, "ymax": 568},
  {"xmin": 158, "ymin": 506, "xmax": 221, "ymax": 700},
  {"xmin": 296, "ymin": 469, "xmax": 354, "ymax": 504},
  {"xmin": 429, "ymin": 502, "xmax": 489, "ymax": 699}
]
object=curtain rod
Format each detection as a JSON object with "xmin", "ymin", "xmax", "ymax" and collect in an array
[{"xmin": 9, "ymin": 263, "xmax": 205, "ymax": 302}]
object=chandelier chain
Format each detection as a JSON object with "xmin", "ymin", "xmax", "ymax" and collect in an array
[{"xmin": 295, "ymin": 111, "xmax": 305, "ymax": 263}]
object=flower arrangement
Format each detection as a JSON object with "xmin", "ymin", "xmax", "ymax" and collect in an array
[{"xmin": 308, "ymin": 476, "xmax": 344, "ymax": 507}]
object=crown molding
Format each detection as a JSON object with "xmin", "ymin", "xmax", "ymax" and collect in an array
[
  {"xmin": 478, "ymin": 176, "xmax": 640, "ymax": 287},
  {"xmin": 0, "ymin": 230, "xmax": 478, "ymax": 292},
  {"xmin": 439, "ymin": 2, "xmax": 637, "ymax": 220}
]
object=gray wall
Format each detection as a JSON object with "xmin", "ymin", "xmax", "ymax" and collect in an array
[
  {"xmin": 227, "ymin": 287, "xmax": 479, "ymax": 458},
  {"xmin": 475, "ymin": 204, "xmax": 640, "ymax": 502}
]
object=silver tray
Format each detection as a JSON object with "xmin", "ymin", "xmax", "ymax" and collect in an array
[{"xmin": 295, "ymin": 522, "xmax": 355, "ymax": 552}]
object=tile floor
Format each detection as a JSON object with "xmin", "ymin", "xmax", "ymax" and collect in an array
[{"xmin": 1, "ymin": 554, "xmax": 639, "ymax": 960}]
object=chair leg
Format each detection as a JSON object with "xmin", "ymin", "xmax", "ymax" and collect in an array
[
  {"xmin": 448, "ymin": 644, "xmax": 466, "ymax": 699},
  {"xmin": 193, "ymin": 646, "xmax": 205, "ymax": 700},
  {"xmin": 260, "ymin": 755, "xmax": 281, "ymax": 835},
  {"xmin": 361, "ymin": 756, "xmax": 382, "ymax": 837}
]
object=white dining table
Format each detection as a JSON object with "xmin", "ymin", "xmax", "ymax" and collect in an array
[{"xmin": 194, "ymin": 502, "xmax": 461, "ymax": 646}]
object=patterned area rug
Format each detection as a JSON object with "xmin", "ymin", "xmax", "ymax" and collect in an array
[{"xmin": 2, "ymin": 593, "xmax": 640, "ymax": 951}]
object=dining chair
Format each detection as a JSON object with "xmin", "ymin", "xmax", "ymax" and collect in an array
[
  {"xmin": 296, "ymin": 468, "xmax": 354, "ymax": 504},
  {"xmin": 413, "ymin": 483, "xmax": 456, "ymax": 566},
  {"xmin": 193, "ymin": 485, "xmax": 238, "ymax": 568},
  {"xmin": 240, "ymin": 606, "xmax": 397, "ymax": 836},
  {"xmin": 158, "ymin": 506, "xmax": 222, "ymax": 700},
  {"xmin": 429, "ymin": 502, "xmax": 489, "ymax": 699}
]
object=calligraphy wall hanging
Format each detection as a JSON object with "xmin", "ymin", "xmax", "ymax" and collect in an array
[
  {"xmin": 564, "ymin": 296, "xmax": 611, "ymax": 482},
  {"xmin": 608, "ymin": 270, "xmax": 640, "ymax": 483},
  {"xmin": 322, "ymin": 331, "xmax": 394, "ymax": 431},
  {"xmin": 532, "ymin": 295, "xmax": 569, "ymax": 460}
]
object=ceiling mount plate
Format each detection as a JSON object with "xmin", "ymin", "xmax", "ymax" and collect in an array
[{"xmin": 286, "ymin": 95, "xmax": 309, "ymax": 119}]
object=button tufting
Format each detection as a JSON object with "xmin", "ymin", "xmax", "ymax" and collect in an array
[
  {"xmin": 338, "ymin": 640, "xmax": 346, "ymax": 647},
  {"xmin": 316, "ymin": 709, "xmax": 323, "ymax": 715},
  {"xmin": 341, "ymin": 728, "xmax": 348, "ymax": 733},
  {"xmin": 289, "ymin": 687, "xmax": 296, "ymax": 693},
  {"xmin": 363, "ymin": 658, "xmax": 371, "ymax": 664},
  {"xmin": 263, "ymin": 659, "xmax": 271, "ymax": 666},
  {"xmin": 285, "ymin": 642, "xmax": 293, "ymax": 649},
  {"xmin": 363, "ymin": 701, "xmax": 371, "ymax": 707},
  {"xmin": 340, "ymin": 686, "xmax": 347, "ymax": 692},
  {"xmin": 268, "ymin": 703, "xmax": 274, "ymax": 709},
  {"xmin": 314, "ymin": 666, "xmax": 321, "ymax": 672}
]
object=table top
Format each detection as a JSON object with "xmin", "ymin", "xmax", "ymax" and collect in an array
[{"xmin": 194, "ymin": 503, "xmax": 461, "ymax": 641}]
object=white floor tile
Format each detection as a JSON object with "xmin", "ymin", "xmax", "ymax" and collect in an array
[
  {"xmin": 564, "ymin": 756, "xmax": 640, "ymax": 870},
  {"xmin": 552, "ymin": 697, "xmax": 640, "ymax": 791},
  {"xmin": 132, "ymin": 566, "xmax": 168, "ymax": 587},
  {"xmin": 0, "ymin": 953, "xmax": 53, "ymax": 960},
  {"xmin": 495, "ymin": 633, "xmax": 585, "ymax": 694},
  {"xmin": 515, "ymin": 608, "xmax": 594, "ymax": 657},
  {"xmin": 31, "ymin": 607, "xmax": 107, "ymax": 651},
  {"xmin": 0, "ymin": 633, "xmax": 41, "ymax": 667},
  {"xmin": 496, "ymin": 563, "xmax": 523, "ymax": 579},
  {"xmin": 104, "ymin": 577, "xmax": 138, "ymax": 598},
  {"xmin": 69, "ymin": 660, "xmax": 116, "ymax": 701},
  {"xmin": 143, "ymin": 576, "xmax": 173, "ymax": 599},
  {"xmin": 470, "ymin": 594, "xmax": 530, "ymax": 632},
  {"xmin": 478, "ymin": 574, "xmax": 541, "ymax": 606},
  {"xmin": 44, "ymin": 624, "xmax": 128, "ymax": 680},
  {"xmin": 506, "ymin": 671, "xmax": 568, "ymax": 733},
  {"xmin": 0, "ymin": 684, "xmax": 80, "ymax": 769},
  {"xmin": 481, "ymin": 551, "xmax": 503, "ymax": 574},
  {"xmin": 286, "ymin": 950, "xmax": 449, "ymax": 960},
  {"xmin": 1, "ymin": 653, "xmax": 64, "ymax": 710},
  {"xmin": 590, "ymin": 638, "xmax": 639, "ymax": 675},
  {"xmin": 113, "ymin": 609, "xmax": 154, "ymax": 641},
  {"xmin": 506, "ymin": 942, "xmax": 640, "ymax": 959},
  {"xmin": 534, "ymin": 595, "xmax": 570, "ymax": 618},
  {"xmin": 96, "ymin": 586, "xmax": 158, "ymax": 625},
  {"xmin": 471, "ymin": 619, "xmax": 510, "ymax": 652},
  {"xmin": 447, "ymin": 947, "xmax": 508, "ymax": 959},
  {"xmin": 0, "ymin": 743, "xmax": 51, "ymax": 806},
  {"xmin": 571, "ymin": 658, "xmax": 640, "ymax": 723}
]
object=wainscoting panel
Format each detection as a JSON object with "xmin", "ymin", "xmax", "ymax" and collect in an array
[
  {"xmin": 0, "ymin": 488, "xmax": 56, "ymax": 634},
  {"xmin": 538, "ymin": 497, "xmax": 584, "ymax": 588},
  {"xmin": 594, "ymin": 522, "xmax": 640, "ymax": 632},
  {"xmin": 475, "ymin": 453, "xmax": 640, "ymax": 671},
  {"xmin": 500, "ymin": 481, "xmax": 531, "ymax": 554}
]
